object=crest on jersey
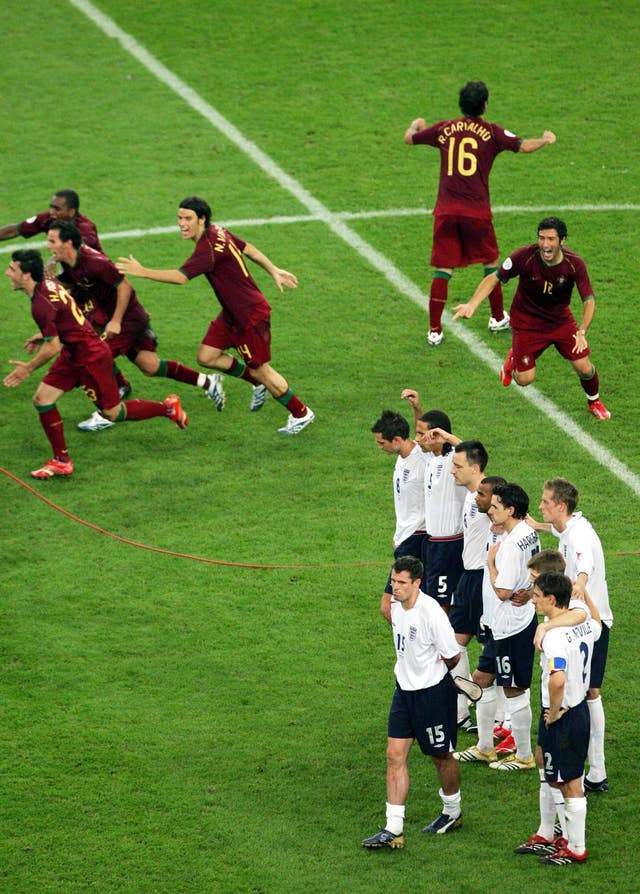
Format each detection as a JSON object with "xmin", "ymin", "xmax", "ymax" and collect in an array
[
  {"xmin": 402, "ymin": 469, "xmax": 411, "ymax": 484},
  {"xmin": 409, "ymin": 626, "xmax": 418, "ymax": 642}
]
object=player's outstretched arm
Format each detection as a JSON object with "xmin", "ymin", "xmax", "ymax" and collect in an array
[
  {"xmin": 0, "ymin": 223, "xmax": 20, "ymax": 241},
  {"xmin": 519, "ymin": 130, "xmax": 557, "ymax": 153},
  {"xmin": 404, "ymin": 118, "xmax": 427, "ymax": 144},
  {"xmin": 243, "ymin": 243, "xmax": 298, "ymax": 292},
  {"xmin": 116, "ymin": 256, "xmax": 187, "ymax": 285},
  {"xmin": 452, "ymin": 272, "xmax": 500, "ymax": 321}
]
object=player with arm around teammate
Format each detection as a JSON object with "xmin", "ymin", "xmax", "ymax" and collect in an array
[
  {"xmin": 117, "ymin": 196, "xmax": 314, "ymax": 435},
  {"xmin": 362, "ymin": 556, "xmax": 462, "ymax": 849},
  {"xmin": 453, "ymin": 217, "xmax": 610, "ymax": 420},
  {"xmin": 4, "ymin": 250, "xmax": 187, "ymax": 479},
  {"xmin": 531, "ymin": 477, "xmax": 613, "ymax": 792},
  {"xmin": 0, "ymin": 188, "xmax": 102, "ymax": 251},
  {"xmin": 46, "ymin": 221, "xmax": 220, "ymax": 432},
  {"xmin": 404, "ymin": 80, "xmax": 555, "ymax": 345},
  {"xmin": 518, "ymin": 572, "xmax": 601, "ymax": 865},
  {"xmin": 371, "ymin": 410, "xmax": 427, "ymax": 623}
]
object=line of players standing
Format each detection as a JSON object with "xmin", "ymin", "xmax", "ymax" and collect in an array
[{"xmin": 366, "ymin": 396, "xmax": 611, "ymax": 863}]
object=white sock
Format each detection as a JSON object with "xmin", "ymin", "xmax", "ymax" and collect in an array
[
  {"xmin": 494, "ymin": 685, "xmax": 507, "ymax": 725},
  {"xmin": 506, "ymin": 691, "xmax": 532, "ymax": 761},
  {"xmin": 476, "ymin": 684, "xmax": 497, "ymax": 752},
  {"xmin": 587, "ymin": 696, "xmax": 607, "ymax": 781},
  {"xmin": 565, "ymin": 796, "xmax": 587, "ymax": 854},
  {"xmin": 453, "ymin": 646, "xmax": 470, "ymax": 722},
  {"xmin": 385, "ymin": 802, "xmax": 405, "ymax": 835},
  {"xmin": 537, "ymin": 780, "xmax": 556, "ymax": 840},
  {"xmin": 439, "ymin": 787, "xmax": 461, "ymax": 820},
  {"xmin": 551, "ymin": 786, "xmax": 567, "ymax": 839}
]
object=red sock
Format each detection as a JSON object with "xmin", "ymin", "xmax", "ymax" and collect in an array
[
  {"xmin": 163, "ymin": 360, "xmax": 199, "ymax": 386},
  {"xmin": 122, "ymin": 399, "xmax": 169, "ymax": 421},
  {"xmin": 488, "ymin": 281, "xmax": 505, "ymax": 320},
  {"xmin": 37, "ymin": 406, "xmax": 69, "ymax": 459},
  {"xmin": 580, "ymin": 369, "xmax": 600, "ymax": 401},
  {"xmin": 286, "ymin": 394, "xmax": 306, "ymax": 417},
  {"xmin": 429, "ymin": 276, "xmax": 449, "ymax": 332},
  {"xmin": 228, "ymin": 357, "xmax": 260, "ymax": 385}
]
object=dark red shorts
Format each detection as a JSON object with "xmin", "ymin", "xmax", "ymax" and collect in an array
[
  {"xmin": 202, "ymin": 312, "xmax": 271, "ymax": 368},
  {"xmin": 512, "ymin": 319, "xmax": 591, "ymax": 372},
  {"xmin": 430, "ymin": 215, "xmax": 499, "ymax": 269},
  {"xmin": 100, "ymin": 322, "xmax": 158, "ymax": 361},
  {"xmin": 43, "ymin": 349, "xmax": 121, "ymax": 410}
]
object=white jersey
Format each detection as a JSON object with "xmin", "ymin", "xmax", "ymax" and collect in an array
[
  {"xmin": 462, "ymin": 490, "xmax": 491, "ymax": 570},
  {"xmin": 492, "ymin": 520, "xmax": 541, "ymax": 640},
  {"xmin": 391, "ymin": 591, "xmax": 459, "ymax": 691},
  {"xmin": 392, "ymin": 443, "xmax": 427, "ymax": 546},
  {"xmin": 540, "ymin": 607, "xmax": 601, "ymax": 709},
  {"xmin": 424, "ymin": 448, "xmax": 466, "ymax": 537},
  {"xmin": 553, "ymin": 512, "xmax": 613, "ymax": 627},
  {"xmin": 481, "ymin": 526, "xmax": 506, "ymax": 629}
]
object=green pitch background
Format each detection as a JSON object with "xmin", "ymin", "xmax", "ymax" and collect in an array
[{"xmin": 2, "ymin": 1, "xmax": 639, "ymax": 892}]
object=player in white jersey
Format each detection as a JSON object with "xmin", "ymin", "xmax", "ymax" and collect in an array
[
  {"xmin": 517, "ymin": 573, "xmax": 601, "ymax": 865},
  {"xmin": 531, "ymin": 478, "xmax": 612, "ymax": 792},
  {"xmin": 371, "ymin": 410, "xmax": 427, "ymax": 622},
  {"xmin": 400, "ymin": 388, "xmax": 466, "ymax": 610},
  {"xmin": 449, "ymin": 441, "xmax": 490, "ymax": 727},
  {"xmin": 362, "ymin": 556, "xmax": 462, "ymax": 850}
]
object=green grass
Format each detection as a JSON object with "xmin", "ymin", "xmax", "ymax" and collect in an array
[{"xmin": 1, "ymin": 1, "xmax": 639, "ymax": 892}]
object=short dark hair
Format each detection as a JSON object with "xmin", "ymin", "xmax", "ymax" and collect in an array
[
  {"xmin": 544, "ymin": 477, "xmax": 579, "ymax": 514},
  {"xmin": 492, "ymin": 482, "xmax": 529, "ymax": 519},
  {"xmin": 179, "ymin": 196, "xmax": 211, "ymax": 228},
  {"xmin": 420, "ymin": 409, "xmax": 452, "ymax": 433},
  {"xmin": 11, "ymin": 249, "xmax": 44, "ymax": 282},
  {"xmin": 48, "ymin": 220, "xmax": 82, "ymax": 249},
  {"xmin": 54, "ymin": 189, "xmax": 80, "ymax": 211},
  {"xmin": 392, "ymin": 555, "xmax": 424, "ymax": 581},
  {"xmin": 528, "ymin": 548, "xmax": 566, "ymax": 574},
  {"xmin": 459, "ymin": 81, "xmax": 489, "ymax": 117},
  {"xmin": 371, "ymin": 410, "xmax": 410, "ymax": 441},
  {"xmin": 538, "ymin": 216, "xmax": 568, "ymax": 240},
  {"xmin": 480, "ymin": 475, "xmax": 506, "ymax": 489},
  {"xmin": 534, "ymin": 571, "xmax": 572, "ymax": 609},
  {"xmin": 454, "ymin": 439, "xmax": 488, "ymax": 472}
]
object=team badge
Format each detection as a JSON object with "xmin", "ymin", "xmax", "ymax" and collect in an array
[{"xmin": 409, "ymin": 625, "xmax": 418, "ymax": 642}]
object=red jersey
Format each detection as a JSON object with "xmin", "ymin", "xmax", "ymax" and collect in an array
[
  {"xmin": 58, "ymin": 245, "xmax": 149, "ymax": 329},
  {"xmin": 498, "ymin": 244, "xmax": 594, "ymax": 329},
  {"xmin": 180, "ymin": 226, "xmax": 271, "ymax": 327},
  {"xmin": 18, "ymin": 211, "xmax": 102, "ymax": 251},
  {"xmin": 31, "ymin": 278, "xmax": 110, "ymax": 365},
  {"xmin": 413, "ymin": 117, "xmax": 521, "ymax": 219}
]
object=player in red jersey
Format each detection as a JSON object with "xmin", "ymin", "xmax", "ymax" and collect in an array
[
  {"xmin": 453, "ymin": 217, "xmax": 610, "ymax": 420},
  {"xmin": 0, "ymin": 189, "xmax": 102, "ymax": 251},
  {"xmin": 45, "ymin": 221, "xmax": 220, "ymax": 431},
  {"xmin": 116, "ymin": 196, "xmax": 314, "ymax": 435},
  {"xmin": 3, "ymin": 250, "xmax": 188, "ymax": 479},
  {"xmin": 404, "ymin": 81, "xmax": 556, "ymax": 345}
]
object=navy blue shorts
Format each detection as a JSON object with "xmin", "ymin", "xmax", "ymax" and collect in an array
[
  {"xmin": 589, "ymin": 622, "xmax": 610, "ymax": 689},
  {"xmin": 538, "ymin": 700, "xmax": 590, "ymax": 783},
  {"xmin": 478, "ymin": 617, "xmax": 537, "ymax": 689},
  {"xmin": 421, "ymin": 536, "xmax": 464, "ymax": 607},
  {"xmin": 384, "ymin": 532, "xmax": 427, "ymax": 595},
  {"xmin": 388, "ymin": 675, "xmax": 458, "ymax": 756},
  {"xmin": 449, "ymin": 568, "xmax": 483, "ymax": 636}
]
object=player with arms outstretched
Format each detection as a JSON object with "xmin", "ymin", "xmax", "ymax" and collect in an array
[{"xmin": 405, "ymin": 80, "xmax": 555, "ymax": 345}]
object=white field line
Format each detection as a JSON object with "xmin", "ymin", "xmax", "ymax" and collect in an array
[
  {"xmin": 27, "ymin": 0, "xmax": 635, "ymax": 499},
  {"xmin": 3, "ymin": 204, "xmax": 639, "ymax": 256}
]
